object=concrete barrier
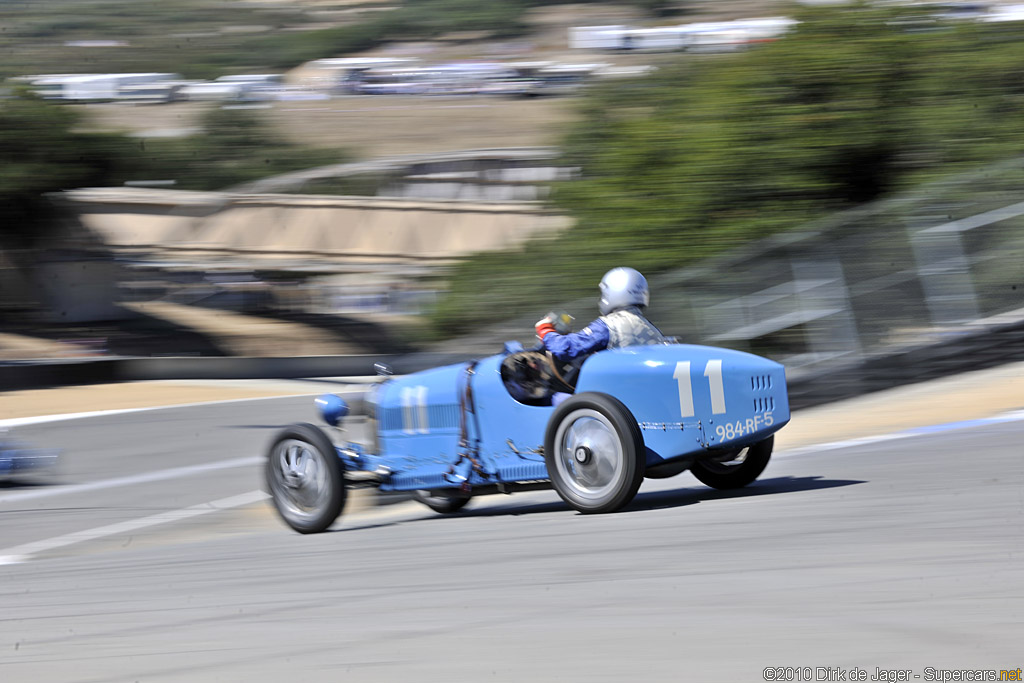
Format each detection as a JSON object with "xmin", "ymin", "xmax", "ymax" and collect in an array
[{"xmin": 0, "ymin": 352, "xmax": 471, "ymax": 392}]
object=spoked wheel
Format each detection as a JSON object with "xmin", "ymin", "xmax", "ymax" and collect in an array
[
  {"xmin": 690, "ymin": 436, "xmax": 773, "ymax": 490},
  {"xmin": 412, "ymin": 490, "xmax": 472, "ymax": 514},
  {"xmin": 544, "ymin": 392, "xmax": 645, "ymax": 514},
  {"xmin": 266, "ymin": 423, "xmax": 346, "ymax": 534}
]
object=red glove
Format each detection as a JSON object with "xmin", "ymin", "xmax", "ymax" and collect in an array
[{"xmin": 535, "ymin": 315, "xmax": 556, "ymax": 340}]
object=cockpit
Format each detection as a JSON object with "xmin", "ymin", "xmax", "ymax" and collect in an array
[{"xmin": 500, "ymin": 348, "xmax": 582, "ymax": 406}]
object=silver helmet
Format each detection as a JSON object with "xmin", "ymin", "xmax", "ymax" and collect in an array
[{"xmin": 598, "ymin": 267, "xmax": 649, "ymax": 315}]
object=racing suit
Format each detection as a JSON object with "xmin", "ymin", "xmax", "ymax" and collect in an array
[{"xmin": 541, "ymin": 306, "xmax": 667, "ymax": 362}]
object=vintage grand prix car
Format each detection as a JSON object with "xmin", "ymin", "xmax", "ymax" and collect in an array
[
  {"xmin": 0, "ymin": 431, "xmax": 59, "ymax": 480},
  {"xmin": 265, "ymin": 341, "xmax": 790, "ymax": 533}
]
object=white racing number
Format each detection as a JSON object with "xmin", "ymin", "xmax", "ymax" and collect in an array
[
  {"xmin": 704, "ymin": 359, "xmax": 726, "ymax": 414},
  {"xmin": 672, "ymin": 361, "xmax": 694, "ymax": 418},
  {"xmin": 673, "ymin": 360, "xmax": 774, "ymax": 443},
  {"xmin": 400, "ymin": 385, "xmax": 429, "ymax": 434},
  {"xmin": 673, "ymin": 360, "xmax": 727, "ymax": 417}
]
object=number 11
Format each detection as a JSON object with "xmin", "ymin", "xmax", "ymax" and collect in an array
[{"xmin": 674, "ymin": 360, "xmax": 726, "ymax": 417}]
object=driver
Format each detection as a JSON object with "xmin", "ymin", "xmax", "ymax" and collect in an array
[{"xmin": 535, "ymin": 267, "xmax": 667, "ymax": 362}]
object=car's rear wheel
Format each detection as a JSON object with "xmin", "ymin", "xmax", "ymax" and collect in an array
[
  {"xmin": 544, "ymin": 392, "xmax": 645, "ymax": 513},
  {"xmin": 690, "ymin": 436, "xmax": 773, "ymax": 489},
  {"xmin": 412, "ymin": 490, "xmax": 472, "ymax": 514},
  {"xmin": 266, "ymin": 423, "xmax": 346, "ymax": 534}
]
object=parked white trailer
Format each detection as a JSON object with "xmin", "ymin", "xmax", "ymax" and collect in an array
[
  {"xmin": 730, "ymin": 17, "xmax": 798, "ymax": 42},
  {"xmin": 982, "ymin": 3, "xmax": 1024, "ymax": 21},
  {"xmin": 178, "ymin": 81, "xmax": 248, "ymax": 101},
  {"xmin": 570, "ymin": 16, "xmax": 796, "ymax": 53},
  {"xmin": 215, "ymin": 74, "xmax": 282, "ymax": 85},
  {"xmin": 621, "ymin": 26, "xmax": 689, "ymax": 51},
  {"xmin": 65, "ymin": 75, "xmax": 120, "ymax": 101},
  {"xmin": 25, "ymin": 72, "xmax": 180, "ymax": 102},
  {"xmin": 118, "ymin": 80, "xmax": 196, "ymax": 104},
  {"xmin": 568, "ymin": 25, "xmax": 630, "ymax": 50},
  {"xmin": 681, "ymin": 17, "xmax": 795, "ymax": 51},
  {"xmin": 30, "ymin": 75, "xmax": 115, "ymax": 101}
]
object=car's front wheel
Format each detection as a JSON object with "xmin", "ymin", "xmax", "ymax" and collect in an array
[
  {"xmin": 265, "ymin": 423, "xmax": 346, "ymax": 534},
  {"xmin": 690, "ymin": 436, "xmax": 773, "ymax": 490},
  {"xmin": 544, "ymin": 392, "xmax": 645, "ymax": 513}
]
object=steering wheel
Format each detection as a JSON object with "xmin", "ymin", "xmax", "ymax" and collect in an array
[{"xmin": 545, "ymin": 351, "xmax": 582, "ymax": 394}]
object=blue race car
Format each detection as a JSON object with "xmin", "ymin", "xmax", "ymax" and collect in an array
[
  {"xmin": 265, "ymin": 341, "xmax": 790, "ymax": 533},
  {"xmin": 0, "ymin": 431, "xmax": 59, "ymax": 480}
]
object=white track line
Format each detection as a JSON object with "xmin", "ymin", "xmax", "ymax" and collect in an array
[
  {"xmin": 0, "ymin": 456, "xmax": 261, "ymax": 504},
  {"xmin": 0, "ymin": 393, "xmax": 320, "ymax": 429},
  {"xmin": 0, "ymin": 490, "xmax": 269, "ymax": 565},
  {"xmin": 775, "ymin": 408, "xmax": 1024, "ymax": 458}
]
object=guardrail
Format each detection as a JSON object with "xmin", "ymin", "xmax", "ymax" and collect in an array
[
  {"xmin": 785, "ymin": 311, "xmax": 1024, "ymax": 409},
  {"xmin": 227, "ymin": 147, "xmax": 561, "ymax": 195}
]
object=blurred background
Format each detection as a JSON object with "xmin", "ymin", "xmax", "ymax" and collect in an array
[
  {"xmin": 2, "ymin": 0, "xmax": 1023, "ymax": 379},
  {"xmin": 4, "ymin": 4, "xmax": 1024, "ymax": 677}
]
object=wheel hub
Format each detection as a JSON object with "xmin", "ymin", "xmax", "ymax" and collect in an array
[
  {"xmin": 555, "ymin": 410, "xmax": 624, "ymax": 500},
  {"xmin": 272, "ymin": 440, "xmax": 329, "ymax": 518},
  {"xmin": 283, "ymin": 452, "xmax": 312, "ymax": 487}
]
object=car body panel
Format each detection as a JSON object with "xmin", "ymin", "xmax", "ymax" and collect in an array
[
  {"xmin": 374, "ymin": 362, "xmax": 467, "ymax": 490},
  {"xmin": 574, "ymin": 345, "xmax": 789, "ymax": 465},
  {"xmin": 471, "ymin": 353, "xmax": 553, "ymax": 483}
]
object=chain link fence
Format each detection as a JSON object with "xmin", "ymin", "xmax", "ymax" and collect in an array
[{"xmin": 644, "ymin": 157, "xmax": 1024, "ymax": 379}]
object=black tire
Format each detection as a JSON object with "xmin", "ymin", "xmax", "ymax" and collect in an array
[
  {"xmin": 690, "ymin": 436, "xmax": 773, "ymax": 490},
  {"xmin": 544, "ymin": 392, "xmax": 645, "ymax": 513},
  {"xmin": 412, "ymin": 490, "xmax": 472, "ymax": 514},
  {"xmin": 265, "ymin": 423, "xmax": 346, "ymax": 534},
  {"xmin": 643, "ymin": 458, "xmax": 692, "ymax": 480}
]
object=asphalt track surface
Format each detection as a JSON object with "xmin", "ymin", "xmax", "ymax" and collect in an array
[{"xmin": 1, "ymin": 397, "xmax": 1022, "ymax": 682}]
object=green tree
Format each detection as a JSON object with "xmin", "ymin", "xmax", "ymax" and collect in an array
[
  {"xmin": 0, "ymin": 93, "xmax": 343, "ymax": 247},
  {"xmin": 429, "ymin": 2, "xmax": 1024, "ymax": 336},
  {"xmin": 0, "ymin": 91, "xmax": 139, "ymax": 247}
]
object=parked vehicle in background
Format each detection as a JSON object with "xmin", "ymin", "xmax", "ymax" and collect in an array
[
  {"xmin": 20, "ymin": 73, "xmax": 181, "ymax": 102},
  {"xmin": 569, "ymin": 17, "xmax": 796, "ymax": 54},
  {"xmin": 118, "ymin": 80, "xmax": 196, "ymax": 104}
]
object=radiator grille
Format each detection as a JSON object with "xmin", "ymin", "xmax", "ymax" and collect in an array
[
  {"xmin": 753, "ymin": 397, "xmax": 775, "ymax": 413},
  {"xmin": 751, "ymin": 374, "xmax": 773, "ymax": 391},
  {"xmin": 380, "ymin": 407, "xmax": 402, "ymax": 431},
  {"xmin": 380, "ymin": 403, "xmax": 460, "ymax": 432},
  {"xmin": 429, "ymin": 404, "xmax": 461, "ymax": 430}
]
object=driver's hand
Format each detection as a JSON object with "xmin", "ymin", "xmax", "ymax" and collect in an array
[{"xmin": 535, "ymin": 315, "xmax": 556, "ymax": 341}]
